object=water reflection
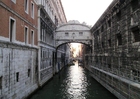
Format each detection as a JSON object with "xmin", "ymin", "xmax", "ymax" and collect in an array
[
  {"xmin": 29, "ymin": 61, "xmax": 117, "ymax": 99},
  {"xmin": 64, "ymin": 61, "xmax": 87, "ymax": 99}
]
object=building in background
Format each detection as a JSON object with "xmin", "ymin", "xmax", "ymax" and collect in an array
[
  {"xmin": 90, "ymin": 0, "xmax": 140, "ymax": 99},
  {"xmin": 0, "ymin": 0, "xmax": 38, "ymax": 98},
  {"xmin": 37, "ymin": 0, "xmax": 67, "ymax": 86}
]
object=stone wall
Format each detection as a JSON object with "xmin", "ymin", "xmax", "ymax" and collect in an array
[
  {"xmin": 0, "ymin": 41, "xmax": 38, "ymax": 99},
  {"xmin": 89, "ymin": 0, "xmax": 140, "ymax": 99},
  {"xmin": 90, "ymin": 66, "xmax": 140, "ymax": 99}
]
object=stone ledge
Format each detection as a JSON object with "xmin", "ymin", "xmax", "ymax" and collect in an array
[{"xmin": 0, "ymin": 40, "xmax": 38, "ymax": 50}]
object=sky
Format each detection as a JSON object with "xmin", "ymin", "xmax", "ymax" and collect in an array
[
  {"xmin": 61, "ymin": 0, "xmax": 113, "ymax": 26},
  {"xmin": 70, "ymin": 43, "xmax": 82, "ymax": 57}
]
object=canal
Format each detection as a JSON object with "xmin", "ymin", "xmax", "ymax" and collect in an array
[{"xmin": 29, "ymin": 62, "xmax": 117, "ymax": 99}]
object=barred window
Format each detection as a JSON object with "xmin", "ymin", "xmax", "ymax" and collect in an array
[
  {"xmin": 102, "ymin": 42, "xmax": 104, "ymax": 48},
  {"xmin": 28, "ymin": 69, "xmax": 31, "ymax": 77},
  {"xmin": 116, "ymin": 33, "xmax": 122, "ymax": 46},
  {"xmin": 108, "ymin": 39, "xmax": 111, "ymax": 47},
  {"xmin": 116, "ymin": 11, "xmax": 121, "ymax": 21},
  {"xmin": 79, "ymin": 32, "xmax": 83, "ymax": 36},
  {"xmin": 16, "ymin": 72, "xmax": 19, "ymax": 82},
  {"xmin": 65, "ymin": 32, "xmax": 69, "ymax": 36},
  {"xmin": 108, "ymin": 20, "xmax": 111, "ymax": 27},
  {"xmin": 101, "ymin": 25, "xmax": 104, "ymax": 32},
  {"xmin": 132, "ymin": 29, "xmax": 140, "ymax": 42},
  {"xmin": 131, "ymin": 0, "xmax": 139, "ymax": 11}
]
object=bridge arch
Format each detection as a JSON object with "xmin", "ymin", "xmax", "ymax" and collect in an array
[
  {"xmin": 56, "ymin": 41, "xmax": 92, "ymax": 51},
  {"xmin": 55, "ymin": 20, "xmax": 92, "ymax": 48}
]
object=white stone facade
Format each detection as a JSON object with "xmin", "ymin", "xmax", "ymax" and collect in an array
[
  {"xmin": 0, "ymin": 42, "xmax": 38, "ymax": 99},
  {"xmin": 37, "ymin": 0, "xmax": 67, "ymax": 86},
  {"xmin": 55, "ymin": 20, "xmax": 92, "ymax": 47},
  {"xmin": 37, "ymin": 0, "xmax": 67, "ymax": 25}
]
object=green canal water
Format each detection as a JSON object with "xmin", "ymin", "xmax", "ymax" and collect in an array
[{"xmin": 29, "ymin": 62, "xmax": 117, "ymax": 99}]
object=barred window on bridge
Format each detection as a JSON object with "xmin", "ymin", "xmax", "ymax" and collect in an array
[
  {"xmin": 79, "ymin": 32, "xmax": 83, "ymax": 36},
  {"xmin": 65, "ymin": 32, "xmax": 69, "ymax": 36}
]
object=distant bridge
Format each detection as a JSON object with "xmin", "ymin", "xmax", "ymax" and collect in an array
[{"xmin": 55, "ymin": 20, "xmax": 92, "ymax": 48}]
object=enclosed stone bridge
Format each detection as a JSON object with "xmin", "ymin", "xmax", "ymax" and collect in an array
[{"xmin": 55, "ymin": 20, "xmax": 92, "ymax": 48}]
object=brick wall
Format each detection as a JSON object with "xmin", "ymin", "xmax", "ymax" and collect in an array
[{"xmin": 0, "ymin": 0, "xmax": 38, "ymax": 46}]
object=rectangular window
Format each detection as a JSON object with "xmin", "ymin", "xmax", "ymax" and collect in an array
[
  {"xmin": 41, "ymin": 28, "xmax": 44, "ymax": 41},
  {"xmin": 116, "ymin": 11, "xmax": 121, "ymax": 21},
  {"xmin": 24, "ymin": 27, "xmax": 28, "ymax": 44},
  {"xmin": 108, "ymin": 20, "xmax": 111, "ymax": 27},
  {"xmin": 28, "ymin": 69, "xmax": 31, "ymax": 77},
  {"xmin": 102, "ymin": 42, "xmax": 104, "ymax": 48},
  {"xmin": 108, "ymin": 39, "xmax": 111, "ymax": 47},
  {"xmin": 101, "ymin": 25, "xmax": 104, "ymax": 32},
  {"xmin": 35, "ymin": 66, "xmax": 38, "ymax": 74},
  {"xmin": 131, "ymin": 0, "xmax": 138, "ymax": 11},
  {"xmin": 43, "ymin": 29, "xmax": 45, "ymax": 42},
  {"xmin": 25, "ymin": 0, "xmax": 29, "ymax": 13},
  {"xmin": 55, "ymin": 16, "xmax": 58, "ymax": 26},
  {"xmin": 79, "ymin": 32, "xmax": 83, "ymax": 36},
  {"xmin": 65, "ymin": 32, "xmax": 69, "ymax": 36},
  {"xmin": 132, "ymin": 29, "xmax": 140, "ymax": 42},
  {"xmin": 16, "ymin": 72, "xmax": 19, "ymax": 82},
  {"xmin": 41, "ymin": 49, "xmax": 42, "ymax": 59},
  {"xmin": 31, "ymin": 2, "xmax": 34, "ymax": 18},
  {"xmin": 9, "ymin": 17, "xmax": 16, "ymax": 42},
  {"xmin": 0, "ymin": 76, "xmax": 2, "ymax": 89},
  {"xmin": 31, "ymin": 30, "xmax": 34, "ymax": 46},
  {"xmin": 11, "ymin": 0, "xmax": 16, "ymax": 3},
  {"xmin": 116, "ymin": 33, "xmax": 122, "ymax": 46},
  {"xmin": 42, "ymin": 51, "xmax": 44, "ymax": 59},
  {"xmin": 72, "ymin": 33, "xmax": 75, "ymax": 36},
  {"xmin": 108, "ymin": 64, "xmax": 111, "ymax": 69},
  {"xmin": 96, "ymin": 30, "xmax": 99, "ymax": 36}
]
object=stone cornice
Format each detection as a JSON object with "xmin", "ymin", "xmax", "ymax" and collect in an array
[{"xmin": 57, "ymin": 23, "xmax": 91, "ymax": 29}]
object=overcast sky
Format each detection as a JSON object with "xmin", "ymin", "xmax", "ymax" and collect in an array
[{"xmin": 61, "ymin": 0, "xmax": 113, "ymax": 26}]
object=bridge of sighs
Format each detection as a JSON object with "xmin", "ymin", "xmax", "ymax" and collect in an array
[{"xmin": 55, "ymin": 20, "xmax": 92, "ymax": 48}]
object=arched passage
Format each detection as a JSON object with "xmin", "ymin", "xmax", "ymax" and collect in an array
[
  {"xmin": 56, "ymin": 41, "xmax": 92, "ymax": 51},
  {"xmin": 54, "ymin": 41, "xmax": 92, "ymax": 73}
]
